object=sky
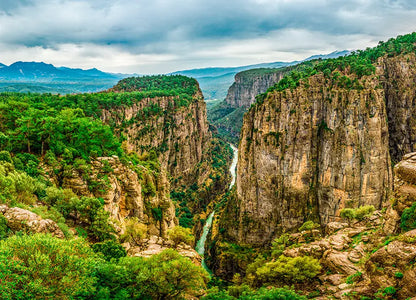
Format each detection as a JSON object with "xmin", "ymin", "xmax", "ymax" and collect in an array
[{"xmin": 0, "ymin": 0, "xmax": 416, "ymax": 74}]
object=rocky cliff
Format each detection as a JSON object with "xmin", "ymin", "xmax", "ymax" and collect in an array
[
  {"xmin": 225, "ymin": 68, "xmax": 287, "ymax": 108},
  {"xmin": 220, "ymin": 50, "xmax": 416, "ymax": 247}
]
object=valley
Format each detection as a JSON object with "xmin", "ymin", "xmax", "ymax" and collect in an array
[{"xmin": 2, "ymin": 32, "xmax": 416, "ymax": 299}]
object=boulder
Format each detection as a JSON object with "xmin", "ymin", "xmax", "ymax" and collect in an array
[{"xmin": 3, "ymin": 207, "xmax": 64, "ymax": 238}]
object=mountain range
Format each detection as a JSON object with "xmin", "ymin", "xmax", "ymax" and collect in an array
[{"xmin": 0, "ymin": 50, "xmax": 349, "ymax": 95}]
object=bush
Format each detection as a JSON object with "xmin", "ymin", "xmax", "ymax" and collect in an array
[
  {"xmin": 0, "ymin": 151, "xmax": 12, "ymax": 163},
  {"xmin": 354, "ymin": 205, "xmax": 375, "ymax": 220},
  {"xmin": 92, "ymin": 240, "xmax": 127, "ymax": 262},
  {"xmin": 167, "ymin": 225, "xmax": 195, "ymax": 247},
  {"xmin": 382, "ymin": 286, "xmax": 396, "ymax": 296},
  {"xmin": 0, "ymin": 234, "xmax": 100, "ymax": 299},
  {"xmin": 119, "ymin": 218, "xmax": 148, "ymax": 245},
  {"xmin": 340, "ymin": 205, "xmax": 375, "ymax": 223},
  {"xmin": 202, "ymin": 286, "xmax": 307, "ymax": 300},
  {"xmin": 298, "ymin": 220, "xmax": 319, "ymax": 232},
  {"xmin": 401, "ymin": 202, "xmax": 416, "ymax": 231},
  {"xmin": 0, "ymin": 215, "xmax": 9, "ymax": 240},
  {"xmin": 96, "ymin": 249, "xmax": 209, "ymax": 299},
  {"xmin": 394, "ymin": 272, "xmax": 404, "ymax": 279},
  {"xmin": 255, "ymin": 255, "xmax": 321, "ymax": 284}
]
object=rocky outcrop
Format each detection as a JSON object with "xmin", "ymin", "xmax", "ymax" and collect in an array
[
  {"xmin": 101, "ymin": 90, "xmax": 211, "ymax": 188},
  {"xmin": 46, "ymin": 156, "xmax": 176, "ymax": 237},
  {"xmin": 126, "ymin": 235, "xmax": 202, "ymax": 265},
  {"xmin": 0, "ymin": 205, "xmax": 64, "ymax": 238},
  {"xmin": 380, "ymin": 54, "xmax": 416, "ymax": 164},
  {"xmin": 222, "ymin": 53, "xmax": 416, "ymax": 247},
  {"xmin": 225, "ymin": 69, "xmax": 286, "ymax": 108},
  {"xmin": 226, "ymin": 73, "xmax": 392, "ymax": 246}
]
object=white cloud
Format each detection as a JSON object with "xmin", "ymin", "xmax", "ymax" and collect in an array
[{"xmin": 0, "ymin": 0, "xmax": 415, "ymax": 73}]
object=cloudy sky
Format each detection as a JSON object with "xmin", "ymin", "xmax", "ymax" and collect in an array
[{"xmin": 0, "ymin": 0, "xmax": 415, "ymax": 74}]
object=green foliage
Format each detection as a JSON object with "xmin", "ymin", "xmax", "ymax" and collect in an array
[
  {"xmin": 202, "ymin": 286, "xmax": 307, "ymax": 300},
  {"xmin": 271, "ymin": 233, "xmax": 292, "ymax": 258},
  {"xmin": 56, "ymin": 195, "xmax": 116, "ymax": 242},
  {"xmin": 168, "ymin": 225, "xmax": 195, "ymax": 247},
  {"xmin": 0, "ymin": 234, "xmax": 100, "ymax": 299},
  {"xmin": 255, "ymin": 255, "xmax": 321, "ymax": 284},
  {"xmin": 119, "ymin": 218, "xmax": 148, "ymax": 244},
  {"xmin": 394, "ymin": 272, "xmax": 403, "ymax": 279},
  {"xmin": 340, "ymin": 205, "xmax": 375, "ymax": 223},
  {"xmin": 346, "ymin": 271, "xmax": 363, "ymax": 284},
  {"xmin": 96, "ymin": 249, "xmax": 209, "ymax": 299},
  {"xmin": 0, "ymin": 215, "xmax": 9, "ymax": 240},
  {"xmin": 0, "ymin": 151, "xmax": 12, "ymax": 163},
  {"xmin": 354, "ymin": 205, "xmax": 376, "ymax": 220},
  {"xmin": 382, "ymin": 286, "xmax": 397, "ymax": 296},
  {"xmin": 0, "ymin": 161, "xmax": 45, "ymax": 204},
  {"xmin": 401, "ymin": 201, "xmax": 416, "ymax": 231},
  {"xmin": 299, "ymin": 220, "xmax": 320, "ymax": 232},
  {"xmin": 92, "ymin": 240, "xmax": 127, "ymax": 262}
]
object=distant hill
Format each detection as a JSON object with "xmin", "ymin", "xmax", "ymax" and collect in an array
[
  {"xmin": 0, "ymin": 61, "xmax": 129, "ymax": 94},
  {"xmin": 171, "ymin": 50, "xmax": 350, "ymax": 99}
]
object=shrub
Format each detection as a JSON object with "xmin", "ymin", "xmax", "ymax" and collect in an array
[
  {"xmin": 271, "ymin": 233, "xmax": 291, "ymax": 258},
  {"xmin": 92, "ymin": 240, "xmax": 127, "ymax": 262},
  {"xmin": 167, "ymin": 225, "xmax": 195, "ymax": 247},
  {"xmin": 298, "ymin": 220, "xmax": 320, "ymax": 232},
  {"xmin": 354, "ymin": 205, "xmax": 375, "ymax": 220},
  {"xmin": 120, "ymin": 218, "xmax": 148, "ymax": 245},
  {"xmin": 202, "ymin": 286, "xmax": 307, "ymax": 300},
  {"xmin": 0, "ymin": 151, "xmax": 12, "ymax": 163},
  {"xmin": 394, "ymin": 272, "xmax": 403, "ymax": 279},
  {"xmin": 0, "ymin": 234, "xmax": 100, "ymax": 299},
  {"xmin": 340, "ymin": 205, "xmax": 375, "ymax": 224},
  {"xmin": 382, "ymin": 286, "xmax": 396, "ymax": 296},
  {"xmin": 401, "ymin": 202, "xmax": 416, "ymax": 232},
  {"xmin": 255, "ymin": 255, "xmax": 321, "ymax": 284},
  {"xmin": 0, "ymin": 215, "xmax": 9, "ymax": 240},
  {"xmin": 96, "ymin": 249, "xmax": 209, "ymax": 299}
]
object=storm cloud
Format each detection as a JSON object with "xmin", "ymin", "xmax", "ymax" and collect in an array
[{"xmin": 0, "ymin": 0, "xmax": 415, "ymax": 73}]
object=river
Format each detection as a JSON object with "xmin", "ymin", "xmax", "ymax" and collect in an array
[{"xmin": 196, "ymin": 143, "xmax": 238, "ymax": 272}]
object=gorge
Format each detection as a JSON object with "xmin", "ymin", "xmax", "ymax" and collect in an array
[{"xmin": 2, "ymin": 32, "xmax": 416, "ymax": 299}]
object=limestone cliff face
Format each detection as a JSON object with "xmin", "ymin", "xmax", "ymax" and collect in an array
[
  {"xmin": 378, "ymin": 54, "xmax": 416, "ymax": 163},
  {"xmin": 101, "ymin": 90, "xmax": 211, "ymax": 188},
  {"xmin": 221, "ymin": 53, "xmax": 416, "ymax": 247},
  {"xmin": 226, "ymin": 72, "xmax": 395, "ymax": 246},
  {"xmin": 225, "ymin": 70, "xmax": 286, "ymax": 108}
]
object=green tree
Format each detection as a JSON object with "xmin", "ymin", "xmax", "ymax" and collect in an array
[{"xmin": 0, "ymin": 234, "xmax": 100, "ymax": 299}]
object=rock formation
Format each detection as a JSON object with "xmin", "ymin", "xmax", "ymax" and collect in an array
[{"xmin": 0, "ymin": 205, "xmax": 64, "ymax": 238}]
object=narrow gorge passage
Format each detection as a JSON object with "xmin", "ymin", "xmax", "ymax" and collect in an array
[{"xmin": 196, "ymin": 143, "xmax": 238, "ymax": 272}]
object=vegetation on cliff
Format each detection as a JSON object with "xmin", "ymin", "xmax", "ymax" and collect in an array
[{"xmin": 0, "ymin": 74, "xmax": 233, "ymax": 299}]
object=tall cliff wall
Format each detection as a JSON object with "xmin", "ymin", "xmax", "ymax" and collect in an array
[
  {"xmin": 225, "ymin": 70, "xmax": 286, "ymax": 108},
  {"xmin": 221, "ymin": 53, "xmax": 416, "ymax": 247},
  {"xmin": 224, "ymin": 73, "xmax": 392, "ymax": 246},
  {"xmin": 100, "ymin": 90, "xmax": 211, "ymax": 188}
]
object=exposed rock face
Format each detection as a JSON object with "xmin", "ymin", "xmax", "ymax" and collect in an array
[
  {"xmin": 225, "ymin": 70, "xmax": 286, "ymax": 108},
  {"xmin": 226, "ymin": 73, "xmax": 392, "ymax": 246},
  {"xmin": 380, "ymin": 54, "xmax": 416, "ymax": 163},
  {"xmin": 50, "ymin": 156, "xmax": 176, "ymax": 237},
  {"xmin": 222, "ymin": 53, "xmax": 416, "ymax": 247},
  {"xmin": 101, "ymin": 89, "xmax": 211, "ymax": 188},
  {"xmin": 0, "ymin": 205, "xmax": 64, "ymax": 238},
  {"xmin": 126, "ymin": 235, "xmax": 202, "ymax": 265}
]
